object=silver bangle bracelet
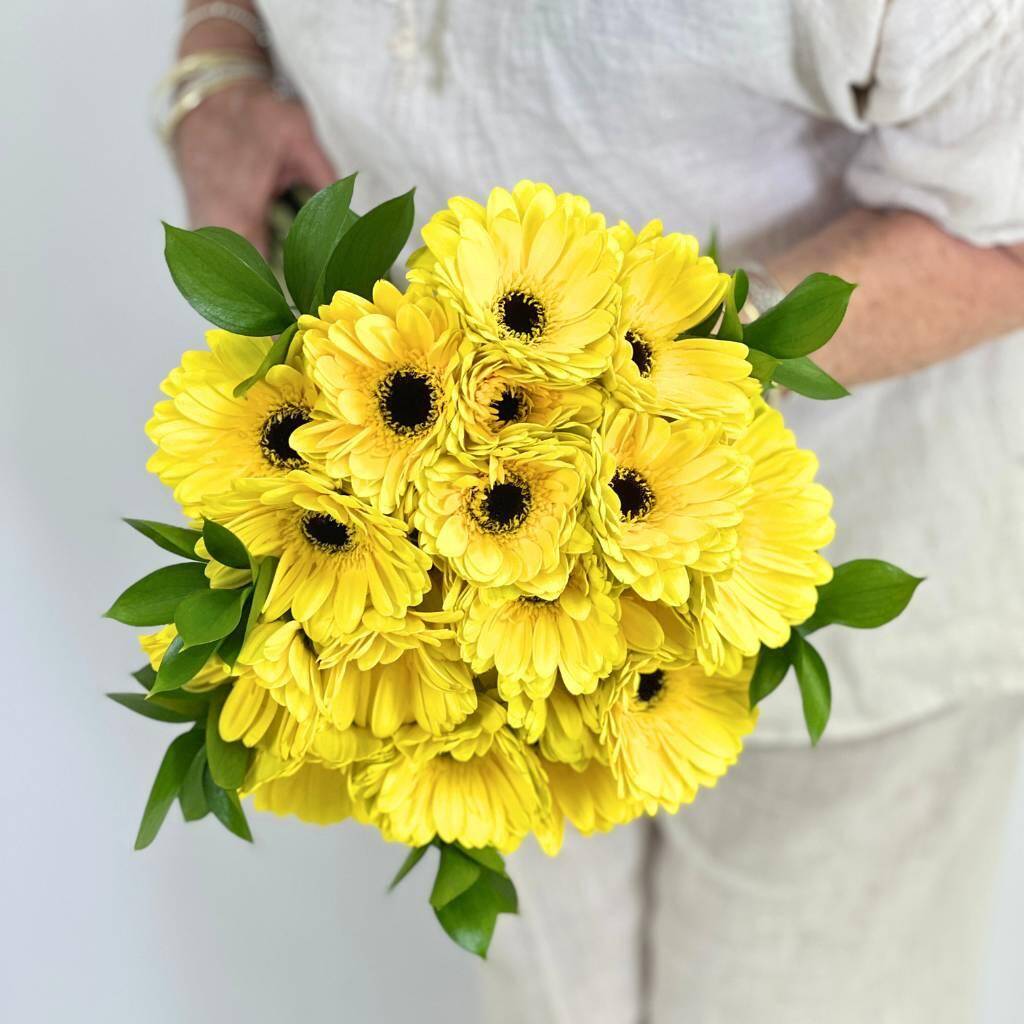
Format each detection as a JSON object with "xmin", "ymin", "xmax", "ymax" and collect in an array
[{"xmin": 181, "ymin": 2, "xmax": 270, "ymax": 49}]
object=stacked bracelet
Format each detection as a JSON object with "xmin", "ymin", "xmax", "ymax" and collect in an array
[{"xmin": 153, "ymin": 49, "xmax": 271, "ymax": 145}]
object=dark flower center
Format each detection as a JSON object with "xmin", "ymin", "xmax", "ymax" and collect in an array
[
  {"xmin": 376, "ymin": 368, "xmax": 440, "ymax": 436},
  {"xmin": 610, "ymin": 468, "xmax": 655, "ymax": 521},
  {"xmin": 491, "ymin": 385, "xmax": 529, "ymax": 426},
  {"xmin": 468, "ymin": 476, "xmax": 532, "ymax": 534},
  {"xmin": 300, "ymin": 512, "xmax": 355, "ymax": 554},
  {"xmin": 626, "ymin": 329, "xmax": 653, "ymax": 377},
  {"xmin": 496, "ymin": 290, "xmax": 546, "ymax": 340},
  {"xmin": 260, "ymin": 405, "xmax": 311, "ymax": 469},
  {"xmin": 636, "ymin": 669, "xmax": 665, "ymax": 704}
]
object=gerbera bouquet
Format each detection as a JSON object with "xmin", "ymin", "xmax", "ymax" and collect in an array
[{"xmin": 106, "ymin": 178, "xmax": 920, "ymax": 955}]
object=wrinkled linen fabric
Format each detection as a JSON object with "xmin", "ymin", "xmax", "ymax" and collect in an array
[
  {"xmin": 258, "ymin": 0, "xmax": 1024, "ymax": 743},
  {"xmin": 482, "ymin": 696, "xmax": 1024, "ymax": 1024}
]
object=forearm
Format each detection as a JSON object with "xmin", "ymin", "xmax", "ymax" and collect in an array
[{"xmin": 767, "ymin": 208, "xmax": 1024, "ymax": 387}]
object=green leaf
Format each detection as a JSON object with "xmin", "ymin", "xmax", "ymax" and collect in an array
[
  {"xmin": 134, "ymin": 728, "xmax": 205, "ymax": 850},
  {"xmin": 430, "ymin": 844, "xmax": 482, "ymax": 910},
  {"xmin": 194, "ymin": 226, "xmax": 283, "ymax": 293},
  {"xmin": 217, "ymin": 594, "xmax": 251, "ymax": 669},
  {"xmin": 748, "ymin": 646, "xmax": 792, "ymax": 708},
  {"xmin": 802, "ymin": 559, "xmax": 924, "ymax": 635},
  {"xmin": 790, "ymin": 633, "xmax": 831, "ymax": 745},
  {"xmin": 732, "ymin": 268, "xmax": 749, "ymax": 311},
  {"xmin": 123, "ymin": 519, "xmax": 203, "ymax": 561},
  {"xmin": 202, "ymin": 766, "xmax": 253, "ymax": 842},
  {"xmin": 174, "ymin": 585, "xmax": 250, "ymax": 649},
  {"xmin": 132, "ymin": 664, "xmax": 157, "ymax": 690},
  {"xmin": 283, "ymin": 173, "xmax": 359, "ymax": 314},
  {"xmin": 107, "ymin": 691, "xmax": 203, "ymax": 724},
  {"xmin": 317, "ymin": 188, "xmax": 415, "ymax": 304},
  {"xmin": 163, "ymin": 223, "xmax": 294, "ymax": 336},
  {"xmin": 717, "ymin": 276, "xmax": 744, "ymax": 342},
  {"xmin": 232, "ymin": 323, "xmax": 298, "ymax": 398},
  {"xmin": 482, "ymin": 870, "xmax": 518, "ymax": 915},
  {"xmin": 743, "ymin": 272, "xmax": 855, "ymax": 358},
  {"xmin": 704, "ymin": 226, "xmax": 719, "ymax": 266},
  {"xmin": 246, "ymin": 556, "xmax": 278, "ymax": 633},
  {"xmin": 772, "ymin": 356, "xmax": 850, "ymax": 400},
  {"xmin": 745, "ymin": 348, "xmax": 780, "ymax": 387},
  {"xmin": 434, "ymin": 870, "xmax": 517, "ymax": 958},
  {"xmin": 179, "ymin": 746, "xmax": 210, "ymax": 821},
  {"xmin": 151, "ymin": 635, "xmax": 220, "ymax": 695},
  {"xmin": 205, "ymin": 688, "xmax": 251, "ymax": 789},
  {"xmin": 202, "ymin": 519, "xmax": 250, "ymax": 570},
  {"xmin": 389, "ymin": 845, "xmax": 430, "ymax": 891},
  {"xmin": 455, "ymin": 844, "xmax": 508, "ymax": 877},
  {"xmin": 105, "ymin": 562, "xmax": 209, "ymax": 627}
]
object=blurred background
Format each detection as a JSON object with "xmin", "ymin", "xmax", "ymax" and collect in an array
[{"xmin": 2, "ymin": 2, "xmax": 1022, "ymax": 1021}]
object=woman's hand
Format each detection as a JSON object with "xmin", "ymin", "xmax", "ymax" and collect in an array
[{"xmin": 174, "ymin": 80, "xmax": 336, "ymax": 255}]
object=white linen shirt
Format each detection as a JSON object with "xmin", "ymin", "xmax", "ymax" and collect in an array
[{"xmin": 259, "ymin": 0, "xmax": 1024, "ymax": 742}]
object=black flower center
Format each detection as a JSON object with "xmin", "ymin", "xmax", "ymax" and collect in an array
[
  {"xmin": 491, "ymin": 385, "xmax": 529, "ymax": 426},
  {"xmin": 468, "ymin": 476, "xmax": 532, "ymax": 534},
  {"xmin": 376, "ymin": 368, "xmax": 440, "ymax": 437},
  {"xmin": 260, "ymin": 404, "xmax": 311, "ymax": 469},
  {"xmin": 636, "ymin": 669, "xmax": 665, "ymax": 704},
  {"xmin": 626, "ymin": 329, "xmax": 653, "ymax": 377},
  {"xmin": 300, "ymin": 512, "xmax": 355, "ymax": 554},
  {"xmin": 610, "ymin": 468, "xmax": 655, "ymax": 521},
  {"xmin": 496, "ymin": 290, "xmax": 546, "ymax": 340}
]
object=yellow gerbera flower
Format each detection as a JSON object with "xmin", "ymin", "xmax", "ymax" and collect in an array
[
  {"xmin": 535, "ymin": 757, "xmax": 644, "ymax": 854},
  {"xmin": 204, "ymin": 470, "xmax": 432, "ymax": 642},
  {"xmin": 587, "ymin": 408, "xmax": 750, "ymax": 605},
  {"xmin": 233, "ymin": 619, "xmax": 323, "ymax": 723},
  {"xmin": 219, "ymin": 675, "xmax": 318, "ymax": 762},
  {"xmin": 452, "ymin": 556, "xmax": 625, "ymax": 700},
  {"xmin": 689, "ymin": 402, "xmax": 835, "ymax": 674},
  {"xmin": 605, "ymin": 220, "xmax": 756, "ymax": 432},
  {"xmin": 291, "ymin": 281, "xmax": 459, "ymax": 514},
  {"xmin": 597, "ymin": 657, "xmax": 757, "ymax": 814},
  {"xmin": 506, "ymin": 679, "xmax": 602, "ymax": 765},
  {"xmin": 138, "ymin": 625, "xmax": 230, "ymax": 692},
  {"xmin": 316, "ymin": 609, "xmax": 478, "ymax": 738},
  {"xmin": 408, "ymin": 180, "xmax": 621, "ymax": 384},
  {"xmin": 351, "ymin": 695, "xmax": 549, "ymax": 852},
  {"xmin": 618, "ymin": 592, "xmax": 696, "ymax": 663},
  {"xmin": 449, "ymin": 350, "xmax": 603, "ymax": 457},
  {"xmin": 146, "ymin": 329, "xmax": 316, "ymax": 517},
  {"xmin": 243, "ymin": 721, "xmax": 383, "ymax": 824},
  {"xmin": 249, "ymin": 762, "xmax": 356, "ymax": 825},
  {"xmin": 415, "ymin": 435, "xmax": 592, "ymax": 598}
]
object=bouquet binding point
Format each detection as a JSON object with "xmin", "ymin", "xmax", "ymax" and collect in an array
[{"xmin": 105, "ymin": 177, "xmax": 921, "ymax": 955}]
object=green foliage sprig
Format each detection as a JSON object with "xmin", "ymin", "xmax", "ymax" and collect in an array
[
  {"xmin": 106, "ymin": 517, "xmax": 275, "ymax": 847},
  {"xmin": 389, "ymin": 840, "xmax": 518, "ymax": 957}
]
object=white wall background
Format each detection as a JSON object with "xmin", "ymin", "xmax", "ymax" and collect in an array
[{"xmin": 2, "ymin": 3, "xmax": 1021, "ymax": 1021}]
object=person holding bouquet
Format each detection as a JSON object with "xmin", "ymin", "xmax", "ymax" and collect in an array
[{"xmin": 161, "ymin": 2, "xmax": 1024, "ymax": 1020}]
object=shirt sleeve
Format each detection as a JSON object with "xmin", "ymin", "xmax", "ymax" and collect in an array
[{"xmin": 845, "ymin": 0, "xmax": 1024, "ymax": 246}]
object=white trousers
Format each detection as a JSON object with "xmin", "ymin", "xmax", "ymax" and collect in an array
[{"xmin": 481, "ymin": 696, "xmax": 1024, "ymax": 1024}]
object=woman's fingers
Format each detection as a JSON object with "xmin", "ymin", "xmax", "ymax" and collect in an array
[{"xmin": 174, "ymin": 84, "xmax": 334, "ymax": 255}]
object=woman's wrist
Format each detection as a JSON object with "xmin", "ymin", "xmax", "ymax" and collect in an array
[{"xmin": 178, "ymin": 2, "xmax": 267, "ymax": 61}]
